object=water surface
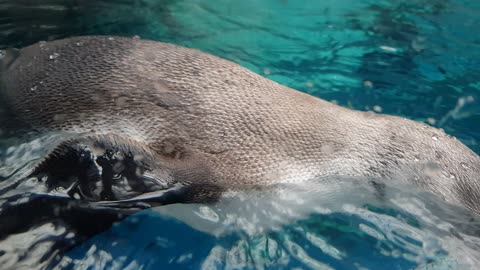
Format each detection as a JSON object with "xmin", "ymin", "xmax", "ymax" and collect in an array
[{"xmin": 1, "ymin": 0, "xmax": 480, "ymax": 269}]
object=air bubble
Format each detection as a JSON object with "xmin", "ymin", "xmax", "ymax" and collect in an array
[
  {"xmin": 132, "ymin": 35, "xmax": 141, "ymax": 40},
  {"xmin": 0, "ymin": 50, "xmax": 5, "ymax": 59},
  {"xmin": 38, "ymin": 41, "xmax": 47, "ymax": 48},
  {"xmin": 30, "ymin": 86, "xmax": 38, "ymax": 91},
  {"xmin": 49, "ymin": 52, "xmax": 60, "ymax": 60},
  {"xmin": 363, "ymin": 80, "xmax": 373, "ymax": 88},
  {"xmin": 373, "ymin": 105, "xmax": 382, "ymax": 113},
  {"xmin": 432, "ymin": 135, "xmax": 439, "ymax": 141},
  {"xmin": 379, "ymin": 45, "xmax": 398, "ymax": 53},
  {"xmin": 460, "ymin": 162, "xmax": 469, "ymax": 169}
]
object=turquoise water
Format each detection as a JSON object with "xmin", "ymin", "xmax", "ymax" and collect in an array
[{"xmin": 1, "ymin": 0, "xmax": 480, "ymax": 269}]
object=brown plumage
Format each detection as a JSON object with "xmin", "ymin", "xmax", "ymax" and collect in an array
[{"xmin": 1, "ymin": 36, "xmax": 480, "ymax": 214}]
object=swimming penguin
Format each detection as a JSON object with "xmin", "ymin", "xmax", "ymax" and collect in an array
[{"xmin": 1, "ymin": 36, "xmax": 479, "ymax": 217}]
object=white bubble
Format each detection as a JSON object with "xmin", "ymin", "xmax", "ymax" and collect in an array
[
  {"xmin": 196, "ymin": 206, "xmax": 220, "ymax": 223},
  {"xmin": 363, "ymin": 80, "xmax": 373, "ymax": 88},
  {"xmin": 49, "ymin": 52, "xmax": 60, "ymax": 60},
  {"xmin": 379, "ymin": 45, "xmax": 398, "ymax": 53}
]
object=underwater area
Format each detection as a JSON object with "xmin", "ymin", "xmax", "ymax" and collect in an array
[{"xmin": 1, "ymin": 0, "xmax": 480, "ymax": 269}]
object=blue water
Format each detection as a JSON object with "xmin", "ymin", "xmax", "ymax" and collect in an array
[{"xmin": 1, "ymin": 0, "xmax": 480, "ymax": 269}]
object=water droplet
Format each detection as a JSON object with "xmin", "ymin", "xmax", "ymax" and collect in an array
[
  {"xmin": 305, "ymin": 81, "xmax": 314, "ymax": 88},
  {"xmin": 449, "ymin": 174, "xmax": 456, "ymax": 179},
  {"xmin": 132, "ymin": 35, "xmax": 141, "ymax": 40},
  {"xmin": 427, "ymin": 117, "xmax": 436, "ymax": 125},
  {"xmin": 0, "ymin": 50, "xmax": 5, "ymax": 59},
  {"xmin": 263, "ymin": 68, "xmax": 271, "ymax": 75},
  {"xmin": 432, "ymin": 135, "xmax": 439, "ymax": 141},
  {"xmin": 75, "ymin": 42, "xmax": 82, "ymax": 46},
  {"xmin": 49, "ymin": 52, "xmax": 60, "ymax": 60},
  {"xmin": 373, "ymin": 105, "xmax": 382, "ymax": 112},
  {"xmin": 108, "ymin": 37, "xmax": 115, "ymax": 41},
  {"xmin": 460, "ymin": 162, "xmax": 469, "ymax": 169},
  {"xmin": 363, "ymin": 80, "xmax": 373, "ymax": 88},
  {"xmin": 30, "ymin": 85, "xmax": 38, "ymax": 91},
  {"xmin": 38, "ymin": 41, "xmax": 47, "ymax": 48}
]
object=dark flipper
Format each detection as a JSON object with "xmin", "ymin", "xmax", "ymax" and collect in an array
[
  {"xmin": 0, "ymin": 134, "xmax": 224, "ymax": 266},
  {"xmin": 29, "ymin": 134, "xmax": 173, "ymax": 201}
]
